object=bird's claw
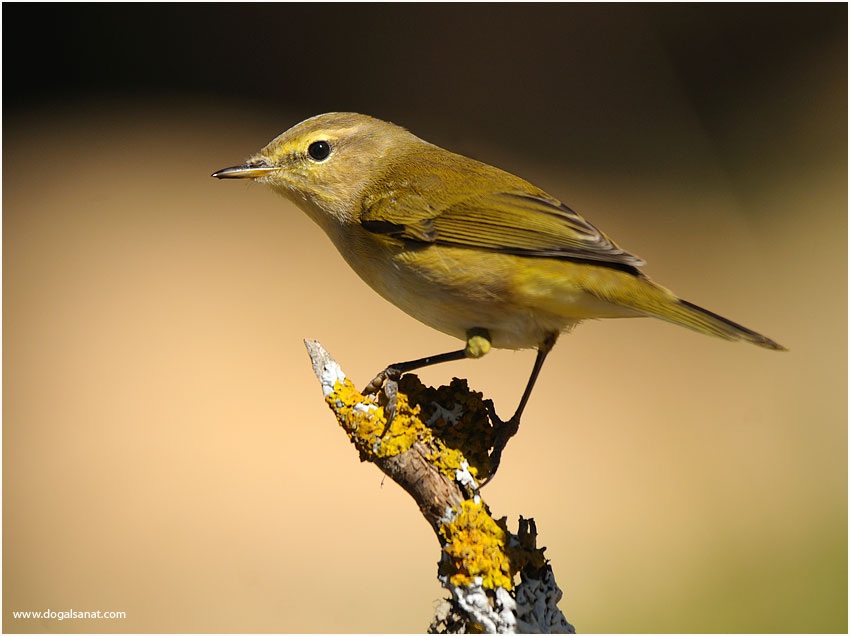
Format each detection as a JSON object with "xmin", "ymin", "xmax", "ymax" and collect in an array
[
  {"xmin": 362, "ymin": 367, "xmax": 403, "ymax": 436},
  {"xmin": 380, "ymin": 377, "xmax": 400, "ymax": 435},
  {"xmin": 362, "ymin": 366, "xmax": 402, "ymax": 396}
]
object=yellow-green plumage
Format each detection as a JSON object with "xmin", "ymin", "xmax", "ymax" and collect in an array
[
  {"xmin": 214, "ymin": 112, "xmax": 785, "ymax": 474},
  {"xmin": 213, "ymin": 112, "xmax": 785, "ymax": 355}
]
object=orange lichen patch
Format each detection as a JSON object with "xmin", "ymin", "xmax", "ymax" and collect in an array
[{"xmin": 439, "ymin": 499, "xmax": 514, "ymax": 590}]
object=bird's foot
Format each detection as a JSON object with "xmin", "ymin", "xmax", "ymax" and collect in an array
[{"xmin": 363, "ymin": 367, "xmax": 403, "ymax": 435}]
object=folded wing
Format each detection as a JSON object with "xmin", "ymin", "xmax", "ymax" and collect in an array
[{"xmin": 362, "ymin": 187, "xmax": 644, "ymax": 270}]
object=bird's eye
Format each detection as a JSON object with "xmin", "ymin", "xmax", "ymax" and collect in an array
[{"xmin": 307, "ymin": 140, "xmax": 331, "ymax": 161}]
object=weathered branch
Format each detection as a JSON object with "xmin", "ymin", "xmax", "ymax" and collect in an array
[{"xmin": 304, "ymin": 339, "xmax": 575, "ymax": 634}]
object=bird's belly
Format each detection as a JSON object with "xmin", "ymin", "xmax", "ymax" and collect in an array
[{"xmin": 336, "ymin": 236, "xmax": 637, "ymax": 350}]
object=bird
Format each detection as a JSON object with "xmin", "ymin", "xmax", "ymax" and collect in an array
[{"xmin": 213, "ymin": 112, "xmax": 785, "ymax": 475}]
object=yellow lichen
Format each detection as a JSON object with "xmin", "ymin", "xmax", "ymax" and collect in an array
[
  {"xmin": 324, "ymin": 375, "xmax": 550, "ymax": 596},
  {"xmin": 324, "ymin": 374, "xmax": 495, "ymax": 481},
  {"xmin": 439, "ymin": 499, "xmax": 514, "ymax": 590},
  {"xmin": 324, "ymin": 377, "xmax": 427, "ymax": 458}
]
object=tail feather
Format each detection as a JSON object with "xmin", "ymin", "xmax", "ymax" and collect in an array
[
  {"xmin": 673, "ymin": 298, "xmax": 787, "ymax": 351},
  {"xmin": 597, "ymin": 273, "xmax": 787, "ymax": 351}
]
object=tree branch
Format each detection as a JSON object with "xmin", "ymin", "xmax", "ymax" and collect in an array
[{"xmin": 304, "ymin": 339, "xmax": 574, "ymax": 634}]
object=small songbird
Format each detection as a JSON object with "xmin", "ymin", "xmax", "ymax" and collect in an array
[{"xmin": 213, "ymin": 112, "xmax": 785, "ymax": 472}]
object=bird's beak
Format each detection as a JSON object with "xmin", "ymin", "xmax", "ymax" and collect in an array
[{"xmin": 211, "ymin": 162, "xmax": 277, "ymax": 179}]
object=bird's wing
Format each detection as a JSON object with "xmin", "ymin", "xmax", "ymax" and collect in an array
[{"xmin": 361, "ymin": 187, "xmax": 645, "ymax": 268}]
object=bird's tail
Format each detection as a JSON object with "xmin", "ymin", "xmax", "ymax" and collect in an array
[
  {"xmin": 656, "ymin": 296, "xmax": 785, "ymax": 350},
  {"xmin": 595, "ymin": 274, "xmax": 787, "ymax": 351}
]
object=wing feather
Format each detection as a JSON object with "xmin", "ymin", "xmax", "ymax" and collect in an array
[{"xmin": 362, "ymin": 185, "xmax": 644, "ymax": 269}]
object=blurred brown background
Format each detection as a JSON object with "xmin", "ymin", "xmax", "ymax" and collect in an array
[{"xmin": 3, "ymin": 4, "xmax": 846, "ymax": 633}]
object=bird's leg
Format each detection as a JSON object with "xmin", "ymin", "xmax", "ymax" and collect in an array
[
  {"xmin": 362, "ymin": 350, "xmax": 468, "ymax": 395},
  {"xmin": 483, "ymin": 332, "xmax": 559, "ymax": 484},
  {"xmin": 363, "ymin": 329, "xmax": 492, "ymax": 431}
]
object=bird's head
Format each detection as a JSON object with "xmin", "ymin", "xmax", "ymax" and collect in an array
[{"xmin": 213, "ymin": 112, "xmax": 420, "ymax": 225}]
